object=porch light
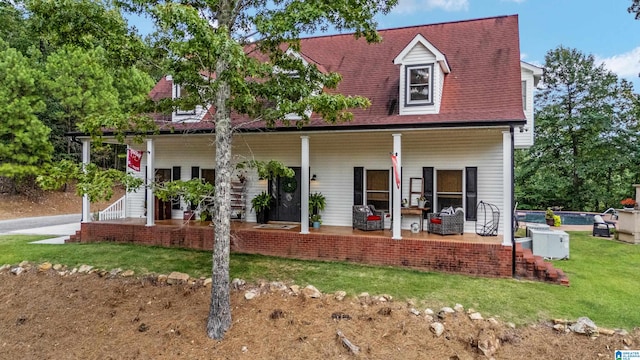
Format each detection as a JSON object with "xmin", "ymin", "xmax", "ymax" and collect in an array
[{"xmin": 311, "ymin": 174, "xmax": 317, "ymax": 181}]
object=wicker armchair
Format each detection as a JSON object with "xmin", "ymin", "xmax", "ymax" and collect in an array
[
  {"xmin": 352, "ymin": 205, "xmax": 385, "ymax": 231},
  {"xmin": 427, "ymin": 208, "xmax": 464, "ymax": 235}
]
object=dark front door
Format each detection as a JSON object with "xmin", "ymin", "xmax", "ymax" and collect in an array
[{"xmin": 269, "ymin": 167, "xmax": 301, "ymax": 222}]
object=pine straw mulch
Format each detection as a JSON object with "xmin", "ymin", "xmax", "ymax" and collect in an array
[{"xmin": 0, "ymin": 267, "xmax": 637, "ymax": 360}]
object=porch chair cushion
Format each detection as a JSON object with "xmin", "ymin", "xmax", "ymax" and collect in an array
[
  {"xmin": 592, "ymin": 214, "xmax": 614, "ymax": 238},
  {"xmin": 427, "ymin": 208, "xmax": 464, "ymax": 235},
  {"xmin": 353, "ymin": 205, "xmax": 385, "ymax": 231}
]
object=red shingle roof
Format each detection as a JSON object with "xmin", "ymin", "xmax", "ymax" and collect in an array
[{"xmin": 152, "ymin": 15, "xmax": 525, "ymax": 132}]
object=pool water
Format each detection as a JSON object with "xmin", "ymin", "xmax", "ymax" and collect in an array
[{"xmin": 516, "ymin": 211, "xmax": 595, "ymax": 225}]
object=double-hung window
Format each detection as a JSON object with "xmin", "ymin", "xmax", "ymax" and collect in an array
[
  {"xmin": 406, "ymin": 64, "xmax": 434, "ymax": 106},
  {"xmin": 366, "ymin": 170, "xmax": 390, "ymax": 211}
]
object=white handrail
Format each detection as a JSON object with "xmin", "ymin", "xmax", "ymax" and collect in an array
[
  {"xmin": 601, "ymin": 207, "xmax": 618, "ymax": 221},
  {"xmin": 98, "ymin": 195, "xmax": 126, "ymax": 221}
]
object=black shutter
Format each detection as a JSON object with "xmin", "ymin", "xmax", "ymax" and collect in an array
[
  {"xmin": 172, "ymin": 166, "xmax": 181, "ymax": 209},
  {"xmin": 354, "ymin": 167, "xmax": 364, "ymax": 205},
  {"xmin": 422, "ymin": 167, "xmax": 434, "ymax": 216},
  {"xmin": 465, "ymin": 167, "xmax": 477, "ymax": 221},
  {"xmin": 191, "ymin": 166, "xmax": 199, "ymax": 179}
]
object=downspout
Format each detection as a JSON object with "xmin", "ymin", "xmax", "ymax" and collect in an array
[{"xmin": 510, "ymin": 126, "xmax": 516, "ymax": 278}]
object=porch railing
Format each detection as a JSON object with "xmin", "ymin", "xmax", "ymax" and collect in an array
[{"xmin": 98, "ymin": 196, "xmax": 126, "ymax": 221}]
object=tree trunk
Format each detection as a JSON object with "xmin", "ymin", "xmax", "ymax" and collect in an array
[{"xmin": 207, "ymin": 56, "xmax": 233, "ymax": 340}]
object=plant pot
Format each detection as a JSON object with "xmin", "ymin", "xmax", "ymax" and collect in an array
[
  {"xmin": 256, "ymin": 209, "xmax": 269, "ymax": 224},
  {"xmin": 312, "ymin": 221, "xmax": 321, "ymax": 229},
  {"xmin": 545, "ymin": 218, "xmax": 554, "ymax": 226},
  {"xmin": 418, "ymin": 200, "xmax": 426, "ymax": 208}
]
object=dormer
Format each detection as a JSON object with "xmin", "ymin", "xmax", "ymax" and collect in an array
[
  {"xmin": 280, "ymin": 49, "xmax": 318, "ymax": 121},
  {"xmin": 167, "ymin": 75, "xmax": 207, "ymax": 123},
  {"xmin": 393, "ymin": 34, "xmax": 450, "ymax": 115}
]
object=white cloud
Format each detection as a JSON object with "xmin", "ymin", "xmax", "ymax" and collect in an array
[
  {"xmin": 393, "ymin": 0, "xmax": 469, "ymax": 14},
  {"xmin": 596, "ymin": 47, "xmax": 640, "ymax": 80}
]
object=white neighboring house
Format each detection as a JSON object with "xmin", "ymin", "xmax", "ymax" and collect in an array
[{"xmin": 79, "ymin": 15, "xmax": 541, "ymax": 243}]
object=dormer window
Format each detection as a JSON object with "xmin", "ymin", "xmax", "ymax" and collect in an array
[
  {"xmin": 393, "ymin": 34, "xmax": 449, "ymax": 115},
  {"xmin": 174, "ymin": 84, "xmax": 196, "ymax": 115},
  {"xmin": 406, "ymin": 64, "xmax": 434, "ymax": 106}
]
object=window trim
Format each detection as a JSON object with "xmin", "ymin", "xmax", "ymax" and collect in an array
[{"xmin": 405, "ymin": 63, "xmax": 434, "ymax": 107}]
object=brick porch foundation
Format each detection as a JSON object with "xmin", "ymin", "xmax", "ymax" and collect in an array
[{"xmin": 68, "ymin": 222, "xmax": 568, "ymax": 285}]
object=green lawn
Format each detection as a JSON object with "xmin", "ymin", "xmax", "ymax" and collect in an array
[{"xmin": 1, "ymin": 232, "xmax": 638, "ymax": 329}]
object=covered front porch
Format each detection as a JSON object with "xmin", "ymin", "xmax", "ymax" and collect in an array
[{"xmin": 68, "ymin": 218, "xmax": 567, "ymax": 284}]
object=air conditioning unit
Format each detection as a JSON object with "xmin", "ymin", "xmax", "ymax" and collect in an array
[
  {"xmin": 526, "ymin": 223, "xmax": 550, "ymax": 237},
  {"xmin": 528, "ymin": 228, "xmax": 570, "ymax": 260}
]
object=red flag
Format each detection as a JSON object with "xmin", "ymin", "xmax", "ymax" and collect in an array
[
  {"xmin": 391, "ymin": 154, "xmax": 400, "ymax": 189},
  {"xmin": 127, "ymin": 149, "xmax": 142, "ymax": 172}
]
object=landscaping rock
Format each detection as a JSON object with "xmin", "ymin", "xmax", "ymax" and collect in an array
[
  {"xmin": 78, "ymin": 264, "xmax": 93, "ymax": 273},
  {"xmin": 409, "ymin": 308, "xmax": 421, "ymax": 316},
  {"xmin": 269, "ymin": 281, "xmax": 287, "ymax": 292},
  {"xmin": 0, "ymin": 264, "xmax": 10, "ymax": 272},
  {"xmin": 301, "ymin": 285, "xmax": 322, "ymax": 298},
  {"xmin": 289, "ymin": 285, "xmax": 300, "ymax": 295},
  {"xmin": 570, "ymin": 317, "xmax": 598, "ymax": 335},
  {"xmin": 167, "ymin": 271, "xmax": 189, "ymax": 284},
  {"xmin": 334, "ymin": 291, "xmax": 347, "ymax": 301},
  {"xmin": 477, "ymin": 329, "xmax": 500, "ymax": 357},
  {"xmin": 121, "ymin": 270, "xmax": 135, "ymax": 277},
  {"xmin": 430, "ymin": 322, "xmax": 445, "ymax": 337},
  {"xmin": 469, "ymin": 312, "xmax": 483, "ymax": 321},
  {"xmin": 454, "ymin": 303, "xmax": 464, "ymax": 312},
  {"xmin": 203, "ymin": 278, "xmax": 212, "ymax": 286},
  {"xmin": 10, "ymin": 266, "xmax": 24, "ymax": 275},
  {"xmin": 244, "ymin": 289, "xmax": 259, "ymax": 300},
  {"xmin": 109, "ymin": 268, "xmax": 122, "ymax": 277},
  {"xmin": 38, "ymin": 262, "xmax": 52, "ymax": 272},
  {"xmin": 231, "ymin": 278, "xmax": 246, "ymax": 289}
]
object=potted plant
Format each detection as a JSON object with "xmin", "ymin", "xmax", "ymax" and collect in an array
[
  {"xmin": 621, "ymin": 198, "xmax": 637, "ymax": 210},
  {"xmin": 310, "ymin": 214, "xmax": 322, "ymax": 228},
  {"xmin": 545, "ymin": 208, "xmax": 555, "ymax": 226},
  {"xmin": 154, "ymin": 179, "xmax": 214, "ymax": 221},
  {"xmin": 309, "ymin": 192, "xmax": 326, "ymax": 215},
  {"xmin": 251, "ymin": 191, "xmax": 272, "ymax": 224}
]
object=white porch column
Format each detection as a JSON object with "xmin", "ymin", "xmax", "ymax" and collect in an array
[
  {"xmin": 392, "ymin": 134, "xmax": 402, "ymax": 240},
  {"xmin": 502, "ymin": 130, "xmax": 513, "ymax": 246},
  {"xmin": 81, "ymin": 139, "xmax": 91, "ymax": 223},
  {"xmin": 146, "ymin": 138, "xmax": 155, "ymax": 227},
  {"xmin": 300, "ymin": 136, "xmax": 310, "ymax": 234}
]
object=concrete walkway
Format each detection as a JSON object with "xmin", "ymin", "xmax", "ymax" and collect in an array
[{"xmin": 0, "ymin": 215, "xmax": 81, "ymax": 244}]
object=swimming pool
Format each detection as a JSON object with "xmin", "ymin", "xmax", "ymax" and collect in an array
[{"xmin": 516, "ymin": 211, "xmax": 596, "ymax": 225}]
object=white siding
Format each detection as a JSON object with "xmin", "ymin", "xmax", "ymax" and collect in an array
[
  {"xmin": 515, "ymin": 67, "xmax": 537, "ymax": 148},
  {"xmin": 124, "ymin": 128, "xmax": 507, "ymax": 234}
]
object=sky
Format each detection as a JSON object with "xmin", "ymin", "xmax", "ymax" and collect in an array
[{"xmin": 129, "ymin": 0, "xmax": 640, "ymax": 90}]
